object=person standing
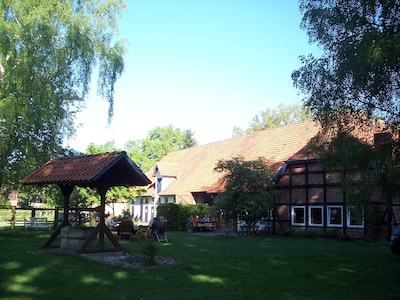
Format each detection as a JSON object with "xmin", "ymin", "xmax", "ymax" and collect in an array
[{"xmin": 186, "ymin": 215, "xmax": 194, "ymax": 233}]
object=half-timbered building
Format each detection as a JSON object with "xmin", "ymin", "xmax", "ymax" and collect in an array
[{"xmin": 132, "ymin": 119, "xmax": 398, "ymax": 239}]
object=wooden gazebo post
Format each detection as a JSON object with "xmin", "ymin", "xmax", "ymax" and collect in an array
[{"xmin": 98, "ymin": 186, "xmax": 107, "ymax": 249}]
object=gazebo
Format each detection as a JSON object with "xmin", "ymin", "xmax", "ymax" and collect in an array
[{"xmin": 21, "ymin": 151, "xmax": 151, "ymax": 253}]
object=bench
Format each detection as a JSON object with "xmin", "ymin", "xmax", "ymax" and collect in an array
[
  {"xmin": 193, "ymin": 222, "xmax": 216, "ymax": 231},
  {"xmin": 24, "ymin": 217, "xmax": 52, "ymax": 230}
]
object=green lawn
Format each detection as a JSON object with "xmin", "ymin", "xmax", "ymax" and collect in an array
[{"xmin": 0, "ymin": 229, "xmax": 399, "ymax": 300}]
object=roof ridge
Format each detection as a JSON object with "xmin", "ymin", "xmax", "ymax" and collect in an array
[
  {"xmin": 169, "ymin": 120, "xmax": 318, "ymax": 150},
  {"xmin": 51, "ymin": 151, "xmax": 125, "ymax": 161}
]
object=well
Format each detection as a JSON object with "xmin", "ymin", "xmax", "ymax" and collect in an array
[{"xmin": 60, "ymin": 226, "xmax": 97, "ymax": 250}]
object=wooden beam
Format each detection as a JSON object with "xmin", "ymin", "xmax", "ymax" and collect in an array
[{"xmin": 93, "ymin": 186, "xmax": 121, "ymax": 251}]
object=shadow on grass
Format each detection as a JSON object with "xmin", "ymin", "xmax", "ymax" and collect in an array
[{"xmin": 0, "ymin": 229, "xmax": 400, "ymax": 299}]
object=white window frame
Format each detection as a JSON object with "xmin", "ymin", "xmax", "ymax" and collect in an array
[
  {"xmin": 327, "ymin": 206, "xmax": 343, "ymax": 227},
  {"xmin": 291, "ymin": 206, "xmax": 305, "ymax": 226},
  {"xmin": 308, "ymin": 206, "xmax": 324, "ymax": 227},
  {"xmin": 347, "ymin": 207, "xmax": 364, "ymax": 228}
]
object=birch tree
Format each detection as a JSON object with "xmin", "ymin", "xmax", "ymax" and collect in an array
[{"xmin": 0, "ymin": 0, "xmax": 126, "ymax": 190}]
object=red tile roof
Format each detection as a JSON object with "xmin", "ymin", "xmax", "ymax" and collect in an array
[
  {"xmin": 21, "ymin": 151, "xmax": 151, "ymax": 188},
  {"xmin": 144, "ymin": 120, "xmax": 321, "ymax": 200}
]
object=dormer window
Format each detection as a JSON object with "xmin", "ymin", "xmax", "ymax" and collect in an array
[{"xmin": 157, "ymin": 178, "xmax": 162, "ymax": 193}]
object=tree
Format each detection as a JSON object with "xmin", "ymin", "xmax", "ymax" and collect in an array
[
  {"xmin": 292, "ymin": 0, "xmax": 400, "ymax": 129},
  {"xmin": 292, "ymin": 1, "xmax": 400, "ymax": 226},
  {"xmin": 232, "ymin": 103, "xmax": 312, "ymax": 136},
  {"xmin": 86, "ymin": 141, "xmax": 121, "ymax": 155},
  {"xmin": 0, "ymin": 0, "xmax": 126, "ymax": 190},
  {"xmin": 214, "ymin": 156, "xmax": 275, "ymax": 233},
  {"xmin": 125, "ymin": 125, "xmax": 198, "ymax": 171}
]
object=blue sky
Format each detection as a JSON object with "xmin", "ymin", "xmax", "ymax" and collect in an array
[{"xmin": 66, "ymin": 0, "xmax": 320, "ymax": 152}]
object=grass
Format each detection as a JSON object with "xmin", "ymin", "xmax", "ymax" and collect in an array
[{"xmin": 0, "ymin": 229, "xmax": 399, "ymax": 300}]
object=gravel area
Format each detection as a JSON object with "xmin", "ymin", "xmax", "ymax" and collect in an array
[{"xmin": 80, "ymin": 251, "xmax": 179, "ymax": 268}]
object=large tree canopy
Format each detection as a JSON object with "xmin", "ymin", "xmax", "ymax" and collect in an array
[
  {"xmin": 125, "ymin": 125, "xmax": 198, "ymax": 172},
  {"xmin": 232, "ymin": 103, "xmax": 312, "ymax": 136},
  {"xmin": 0, "ymin": 0, "xmax": 126, "ymax": 190},
  {"xmin": 292, "ymin": 0, "xmax": 400, "ymax": 127},
  {"xmin": 293, "ymin": 1, "xmax": 400, "ymax": 224}
]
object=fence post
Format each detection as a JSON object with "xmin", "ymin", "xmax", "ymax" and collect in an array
[{"xmin": 10, "ymin": 206, "xmax": 16, "ymax": 230}]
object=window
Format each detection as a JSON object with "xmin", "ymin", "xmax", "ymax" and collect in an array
[
  {"xmin": 157, "ymin": 178, "xmax": 162, "ymax": 193},
  {"xmin": 309, "ymin": 206, "xmax": 323, "ymax": 226},
  {"xmin": 327, "ymin": 206, "xmax": 343, "ymax": 227},
  {"xmin": 347, "ymin": 207, "xmax": 364, "ymax": 228},
  {"xmin": 291, "ymin": 206, "xmax": 305, "ymax": 225}
]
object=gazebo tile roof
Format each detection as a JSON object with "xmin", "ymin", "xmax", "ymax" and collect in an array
[{"xmin": 21, "ymin": 151, "xmax": 151, "ymax": 188}]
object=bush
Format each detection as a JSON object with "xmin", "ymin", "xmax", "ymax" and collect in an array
[
  {"xmin": 142, "ymin": 240, "xmax": 158, "ymax": 266},
  {"xmin": 156, "ymin": 203, "xmax": 212, "ymax": 231}
]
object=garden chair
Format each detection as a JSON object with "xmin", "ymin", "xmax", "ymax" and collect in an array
[
  {"xmin": 119, "ymin": 219, "xmax": 133, "ymax": 241},
  {"xmin": 153, "ymin": 221, "xmax": 168, "ymax": 242}
]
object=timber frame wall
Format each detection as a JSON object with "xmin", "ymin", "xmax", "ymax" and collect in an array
[{"xmin": 273, "ymin": 159, "xmax": 397, "ymax": 240}]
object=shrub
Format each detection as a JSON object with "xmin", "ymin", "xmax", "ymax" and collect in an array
[
  {"xmin": 142, "ymin": 240, "xmax": 158, "ymax": 266},
  {"xmin": 156, "ymin": 203, "xmax": 212, "ymax": 230}
]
